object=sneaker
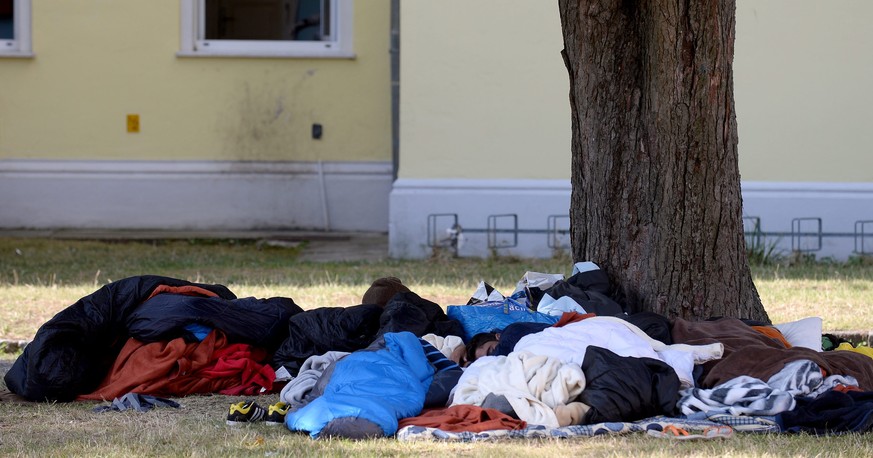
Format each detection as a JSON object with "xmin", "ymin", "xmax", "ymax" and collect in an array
[
  {"xmin": 226, "ymin": 401, "xmax": 267, "ymax": 425},
  {"xmin": 265, "ymin": 402, "xmax": 290, "ymax": 426}
]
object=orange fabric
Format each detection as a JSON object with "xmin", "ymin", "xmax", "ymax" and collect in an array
[
  {"xmin": 77, "ymin": 331, "xmax": 274, "ymax": 401},
  {"xmin": 660, "ymin": 425, "xmax": 691, "ymax": 437},
  {"xmin": 553, "ymin": 312, "xmax": 596, "ymax": 328},
  {"xmin": 146, "ymin": 284, "xmax": 219, "ymax": 301},
  {"xmin": 834, "ymin": 383, "xmax": 863, "ymax": 393},
  {"xmin": 751, "ymin": 326, "xmax": 792, "ymax": 348},
  {"xmin": 398, "ymin": 405, "xmax": 527, "ymax": 432}
]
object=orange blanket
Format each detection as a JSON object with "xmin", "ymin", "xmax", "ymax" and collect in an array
[{"xmin": 399, "ymin": 405, "xmax": 527, "ymax": 432}]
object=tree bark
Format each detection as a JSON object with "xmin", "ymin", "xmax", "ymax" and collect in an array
[{"xmin": 559, "ymin": 0, "xmax": 768, "ymax": 322}]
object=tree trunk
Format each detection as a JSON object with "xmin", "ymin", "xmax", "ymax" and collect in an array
[{"xmin": 559, "ymin": 0, "xmax": 769, "ymax": 322}]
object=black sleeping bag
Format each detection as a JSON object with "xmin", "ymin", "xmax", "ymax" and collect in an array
[
  {"xmin": 273, "ymin": 291, "xmax": 464, "ymax": 376},
  {"xmin": 541, "ymin": 281, "xmax": 625, "ymax": 316},
  {"xmin": 619, "ymin": 311, "xmax": 673, "ymax": 345},
  {"xmin": 526, "ymin": 267, "xmax": 620, "ymax": 312},
  {"xmin": 271, "ymin": 303, "xmax": 386, "ymax": 375},
  {"xmin": 4, "ymin": 275, "xmax": 301, "ymax": 402},
  {"xmin": 376, "ymin": 291, "xmax": 465, "ymax": 339},
  {"xmin": 578, "ymin": 346, "xmax": 681, "ymax": 423},
  {"xmin": 128, "ymin": 294, "xmax": 302, "ymax": 350}
]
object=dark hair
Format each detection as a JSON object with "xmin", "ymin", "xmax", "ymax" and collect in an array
[{"xmin": 465, "ymin": 332, "xmax": 498, "ymax": 365}]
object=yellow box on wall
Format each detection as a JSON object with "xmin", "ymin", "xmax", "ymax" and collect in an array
[{"xmin": 127, "ymin": 114, "xmax": 140, "ymax": 133}]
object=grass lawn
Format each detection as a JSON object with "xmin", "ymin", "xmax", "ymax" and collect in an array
[{"xmin": 1, "ymin": 237, "xmax": 872, "ymax": 456}]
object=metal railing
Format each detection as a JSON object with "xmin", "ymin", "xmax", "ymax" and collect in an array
[
  {"xmin": 427, "ymin": 213, "xmax": 570, "ymax": 255},
  {"xmin": 430, "ymin": 213, "xmax": 873, "ymax": 256}
]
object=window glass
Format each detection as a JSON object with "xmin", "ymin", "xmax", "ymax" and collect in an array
[
  {"xmin": 204, "ymin": 0, "xmax": 328, "ymax": 41},
  {"xmin": 1, "ymin": 0, "xmax": 30, "ymax": 56},
  {"xmin": 0, "ymin": 0, "xmax": 13, "ymax": 40},
  {"xmin": 180, "ymin": 0, "xmax": 352, "ymax": 58}
]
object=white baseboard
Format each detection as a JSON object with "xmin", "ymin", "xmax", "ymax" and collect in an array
[
  {"xmin": 389, "ymin": 179, "xmax": 873, "ymax": 259},
  {"xmin": 4, "ymin": 167, "xmax": 871, "ymax": 260},
  {"xmin": 389, "ymin": 179, "xmax": 573, "ymax": 259},
  {"xmin": 0, "ymin": 160, "xmax": 393, "ymax": 232},
  {"xmin": 741, "ymin": 181, "xmax": 873, "ymax": 260}
]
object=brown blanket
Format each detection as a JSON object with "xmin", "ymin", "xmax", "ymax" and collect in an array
[{"xmin": 671, "ymin": 317, "xmax": 873, "ymax": 389}]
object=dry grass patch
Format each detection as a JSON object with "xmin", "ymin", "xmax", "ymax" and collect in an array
[
  {"xmin": 2, "ymin": 239, "xmax": 873, "ymax": 455},
  {"xmin": 0, "ymin": 378, "xmax": 871, "ymax": 457},
  {"xmin": 0, "ymin": 372, "xmax": 869, "ymax": 458},
  {"xmin": 2, "ymin": 238, "xmax": 873, "ymax": 339}
]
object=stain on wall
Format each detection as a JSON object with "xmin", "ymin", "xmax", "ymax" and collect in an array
[{"xmin": 219, "ymin": 69, "xmax": 320, "ymax": 162}]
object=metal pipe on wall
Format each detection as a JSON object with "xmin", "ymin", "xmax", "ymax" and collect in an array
[{"xmin": 390, "ymin": 0, "xmax": 400, "ymax": 181}]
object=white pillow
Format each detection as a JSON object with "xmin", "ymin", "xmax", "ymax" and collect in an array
[{"xmin": 773, "ymin": 317, "xmax": 823, "ymax": 351}]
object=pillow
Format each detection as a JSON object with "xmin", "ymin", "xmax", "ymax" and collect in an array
[{"xmin": 773, "ymin": 317, "xmax": 823, "ymax": 351}]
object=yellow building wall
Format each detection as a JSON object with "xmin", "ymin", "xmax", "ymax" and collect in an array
[
  {"xmin": 0, "ymin": 0, "xmax": 391, "ymax": 162},
  {"xmin": 399, "ymin": 0, "xmax": 571, "ymax": 180},
  {"xmin": 734, "ymin": 0, "xmax": 873, "ymax": 182},
  {"xmin": 399, "ymin": 0, "xmax": 873, "ymax": 183}
]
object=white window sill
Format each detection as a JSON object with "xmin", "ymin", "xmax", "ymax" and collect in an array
[
  {"xmin": 176, "ymin": 50, "xmax": 356, "ymax": 59},
  {"xmin": 0, "ymin": 51, "xmax": 35, "ymax": 58}
]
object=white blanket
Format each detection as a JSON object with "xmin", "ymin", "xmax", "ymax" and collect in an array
[
  {"xmin": 421, "ymin": 333, "xmax": 465, "ymax": 360},
  {"xmin": 451, "ymin": 351, "xmax": 588, "ymax": 427},
  {"xmin": 513, "ymin": 316, "xmax": 723, "ymax": 387}
]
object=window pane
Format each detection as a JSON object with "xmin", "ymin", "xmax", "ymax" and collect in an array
[
  {"xmin": 204, "ymin": 0, "xmax": 326, "ymax": 41},
  {"xmin": 0, "ymin": 0, "xmax": 14, "ymax": 40}
]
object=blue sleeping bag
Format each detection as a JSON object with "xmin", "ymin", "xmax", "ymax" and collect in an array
[{"xmin": 285, "ymin": 331, "xmax": 434, "ymax": 438}]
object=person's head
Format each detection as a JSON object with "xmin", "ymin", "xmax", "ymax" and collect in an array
[
  {"xmin": 464, "ymin": 332, "xmax": 499, "ymax": 366},
  {"xmin": 361, "ymin": 276, "xmax": 410, "ymax": 308}
]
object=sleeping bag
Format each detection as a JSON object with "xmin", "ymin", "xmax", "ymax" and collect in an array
[
  {"xmin": 273, "ymin": 291, "xmax": 462, "ymax": 375},
  {"xmin": 4, "ymin": 275, "xmax": 301, "ymax": 401},
  {"xmin": 285, "ymin": 331, "xmax": 434, "ymax": 438}
]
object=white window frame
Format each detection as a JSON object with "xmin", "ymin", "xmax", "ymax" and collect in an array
[
  {"xmin": 178, "ymin": 0, "xmax": 354, "ymax": 59},
  {"xmin": 0, "ymin": 0, "xmax": 32, "ymax": 58}
]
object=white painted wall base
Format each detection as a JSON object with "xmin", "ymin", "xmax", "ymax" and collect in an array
[
  {"xmin": 389, "ymin": 179, "xmax": 573, "ymax": 259},
  {"xmin": 4, "ymin": 166, "xmax": 870, "ymax": 260},
  {"xmin": 0, "ymin": 160, "xmax": 393, "ymax": 232},
  {"xmin": 389, "ymin": 179, "xmax": 873, "ymax": 260},
  {"xmin": 741, "ymin": 182, "xmax": 873, "ymax": 261}
]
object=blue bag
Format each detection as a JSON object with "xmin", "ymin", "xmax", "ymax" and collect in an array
[{"xmin": 447, "ymin": 297, "xmax": 558, "ymax": 341}]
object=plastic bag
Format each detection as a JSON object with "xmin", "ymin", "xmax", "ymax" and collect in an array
[{"xmin": 447, "ymin": 298, "xmax": 558, "ymax": 341}]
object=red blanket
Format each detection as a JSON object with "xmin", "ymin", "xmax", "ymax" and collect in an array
[{"xmin": 78, "ymin": 330, "xmax": 274, "ymax": 401}]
